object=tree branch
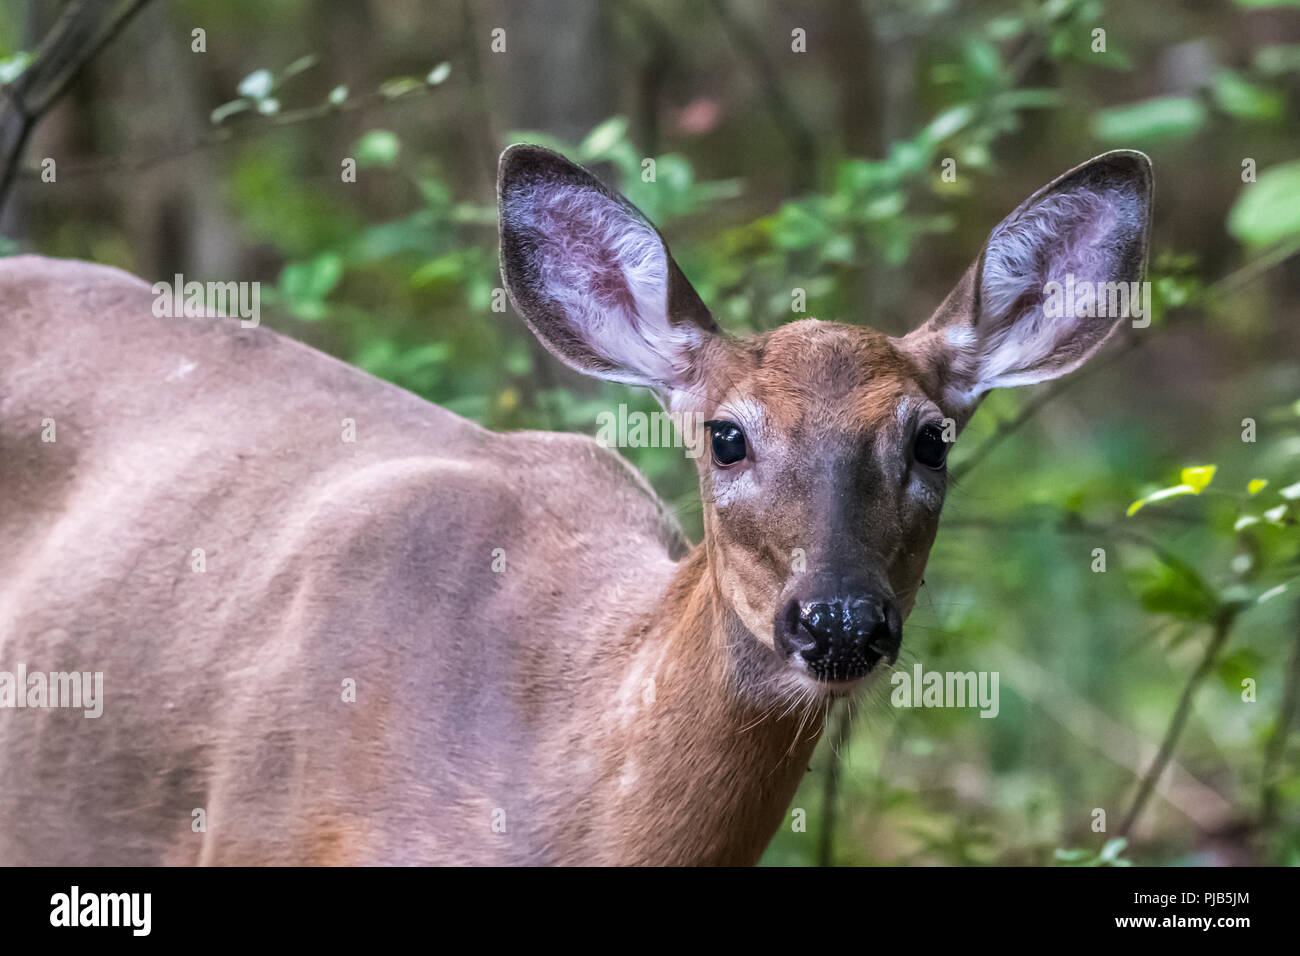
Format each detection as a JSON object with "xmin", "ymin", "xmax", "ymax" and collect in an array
[
  {"xmin": 706, "ymin": 0, "xmax": 816, "ymax": 191},
  {"xmin": 14, "ymin": 79, "xmax": 447, "ymax": 182},
  {"xmin": 0, "ymin": 0, "xmax": 152, "ymax": 212},
  {"xmin": 1260, "ymin": 608, "xmax": 1300, "ymax": 826},
  {"xmin": 1118, "ymin": 608, "xmax": 1238, "ymax": 839},
  {"xmin": 949, "ymin": 333, "xmax": 1144, "ymax": 482}
]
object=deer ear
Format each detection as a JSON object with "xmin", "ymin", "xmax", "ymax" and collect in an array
[
  {"xmin": 497, "ymin": 144, "xmax": 718, "ymax": 392},
  {"xmin": 900, "ymin": 150, "xmax": 1152, "ymax": 414}
]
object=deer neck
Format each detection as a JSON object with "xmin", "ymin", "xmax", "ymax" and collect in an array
[{"xmin": 592, "ymin": 545, "xmax": 827, "ymax": 865}]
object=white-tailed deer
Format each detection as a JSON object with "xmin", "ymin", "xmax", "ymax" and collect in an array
[{"xmin": 0, "ymin": 147, "xmax": 1150, "ymax": 865}]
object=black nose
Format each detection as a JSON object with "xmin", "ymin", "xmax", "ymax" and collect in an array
[{"xmin": 775, "ymin": 594, "xmax": 900, "ymax": 682}]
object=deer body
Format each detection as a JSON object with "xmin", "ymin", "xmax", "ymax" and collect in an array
[
  {"xmin": 0, "ymin": 147, "xmax": 1151, "ymax": 865},
  {"xmin": 0, "ymin": 256, "xmax": 815, "ymax": 864}
]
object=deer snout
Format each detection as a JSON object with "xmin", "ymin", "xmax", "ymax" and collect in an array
[{"xmin": 775, "ymin": 582, "xmax": 901, "ymax": 684}]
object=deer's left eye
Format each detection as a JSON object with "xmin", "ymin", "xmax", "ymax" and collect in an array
[
  {"xmin": 914, "ymin": 422, "xmax": 949, "ymax": 469},
  {"xmin": 707, "ymin": 420, "xmax": 747, "ymax": 466}
]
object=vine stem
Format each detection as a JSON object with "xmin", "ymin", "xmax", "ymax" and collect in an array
[{"xmin": 1117, "ymin": 608, "xmax": 1238, "ymax": 839}]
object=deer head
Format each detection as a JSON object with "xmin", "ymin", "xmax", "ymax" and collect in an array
[{"xmin": 498, "ymin": 145, "xmax": 1151, "ymax": 701}]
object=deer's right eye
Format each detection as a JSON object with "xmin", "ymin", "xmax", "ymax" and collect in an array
[
  {"xmin": 913, "ymin": 422, "xmax": 949, "ymax": 469},
  {"xmin": 707, "ymin": 420, "xmax": 747, "ymax": 466}
]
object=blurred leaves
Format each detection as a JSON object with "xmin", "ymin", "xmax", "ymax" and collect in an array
[
  {"xmin": 1055, "ymin": 838, "xmax": 1133, "ymax": 866},
  {"xmin": 354, "ymin": 129, "xmax": 401, "ymax": 167},
  {"xmin": 277, "ymin": 252, "xmax": 343, "ymax": 320},
  {"xmin": 1229, "ymin": 160, "xmax": 1300, "ymax": 247},
  {"xmin": 1091, "ymin": 96, "xmax": 1207, "ymax": 143}
]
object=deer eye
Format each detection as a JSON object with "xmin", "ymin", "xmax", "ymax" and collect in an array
[
  {"xmin": 707, "ymin": 420, "xmax": 747, "ymax": 466},
  {"xmin": 914, "ymin": 422, "xmax": 949, "ymax": 469}
]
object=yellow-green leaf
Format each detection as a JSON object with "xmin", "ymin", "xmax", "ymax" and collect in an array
[
  {"xmin": 1248, "ymin": 478, "xmax": 1268, "ymax": 495},
  {"xmin": 1127, "ymin": 484, "xmax": 1195, "ymax": 516},
  {"xmin": 1180, "ymin": 465, "xmax": 1217, "ymax": 493}
]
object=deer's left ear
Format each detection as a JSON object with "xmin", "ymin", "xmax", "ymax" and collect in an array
[{"xmin": 899, "ymin": 150, "xmax": 1152, "ymax": 416}]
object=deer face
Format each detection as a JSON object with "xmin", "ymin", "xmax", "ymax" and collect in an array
[
  {"xmin": 498, "ymin": 145, "xmax": 1151, "ymax": 694},
  {"xmin": 675, "ymin": 321, "xmax": 941, "ymax": 686}
]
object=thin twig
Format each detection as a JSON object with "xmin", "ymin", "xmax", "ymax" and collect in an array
[
  {"xmin": 816, "ymin": 705, "xmax": 854, "ymax": 866},
  {"xmin": 950, "ymin": 333, "xmax": 1144, "ymax": 482},
  {"xmin": 15, "ymin": 81, "xmax": 446, "ymax": 181},
  {"xmin": 1260, "ymin": 609, "xmax": 1300, "ymax": 826},
  {"xmin": 0, "ymin": 0, "xmax": 153, "ymax": 211},
  {"xmin": 1118, "ymin": 608, "xmax": 1238, "ymax": 838},
  {"xmin": 706, "ymin": 0, "xmax": 816, "ymax": 191}
]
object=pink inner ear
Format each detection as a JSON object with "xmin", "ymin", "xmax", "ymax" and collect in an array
[
  {"xmin": 968, "ymin": 174, "xmax": 1146, "ymax": 393},
  {"xmin": 982, "ymin": 187, "xmax": 1135, "ymax": 327},
  {"xmin": 586, "ymin": 261, "xmax": 639, "ymax": 315},
  {"xmin": 505, "ymin": 177, "xmax": 700, "ymax": 387},
  {"xmin": 521, "ymin": 181, "xmax": 659, "ymax": 320}
]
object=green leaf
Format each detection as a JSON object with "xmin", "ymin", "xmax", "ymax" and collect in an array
[
  {"xmin": 1228, "ymin": 160, "xmax": 1300, "ymax": 247},
  {"xmin": 772, "ymin": 202, "xmax": 830, "ymax": 250},
  {"xmin": 1248, "ymin": 478, "xmax": 1268, "ymax": 495},
  {"xmin": 1134, "ymin": 561, "xmax": 1219, "ymax": 622},
  {"xmin": 1255, "ymin": 44, "xmax": 1300, "ymax": 75},
  {"xmin": 1212, "ymin": 71, "xmax": 1284, "ymax": 122},
  {"xmin": 410, "ymin": 254, "xmax": 466, "ymax": 287},
  {"xmin": 278, "ymin": 252, "xmax": 343, "ymax": 318},
  {"xmin": 1053, "ymin": 848, "xmax": 1090, "ymax": 862},
  {"xmin": 328, "ymin": 85, "xmax": 348, "ymax": 105},
  {"xmin": 210, "ymin": 99, "xmax": 252, "ymax": 125},
  {"xmin": 579, "ymin": 116, "xmax": 629, "ymax": 161},
  {"xmin": 282, "ymin": 54, "xmax": 319, "ymax": 80},
  {"xmin": 919, "ymin": 104, "xmax": 976, "ymax": 147},
  {"xmin": 1258, "ymin": 582, "xmax": 1291, "ymax": 603},
  {"xmin": 379, "ymin": 77, "xmax": 423, "ymax": 99},
  {"xmin": 1091, "ymin": 96, "xmax": 1206, "ymax": 143},
  {"xmin": 426, "ymin": 62, "xmax": 452, "ymax": 85},
  {"xmin": 237, "ymin": 69, "xmax": 274, "ymax": 100},
  {"xmin": 1099, "ymin": 837, "xmax": 1128, "ymax": 862},
  {"xmin": 355, "ymin": 129, "xmax": 400, "ymax": 167},
  {"xmin": 0, "ymin": 51, "xmax": 30, "ymax": 84}
]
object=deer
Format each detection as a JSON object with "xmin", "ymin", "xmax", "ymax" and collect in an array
[{"xmin": 0, "ymin": 145, "xmax": 1151, "ymax": 866}]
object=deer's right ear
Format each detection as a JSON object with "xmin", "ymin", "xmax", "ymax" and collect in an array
[
  {"xmin": 898, "ymin": 150, "xmax": 1152, "ymax": 419},
  {"xmin": 497, "ymin": 144, "xmax": 718, "ymax": 392}
]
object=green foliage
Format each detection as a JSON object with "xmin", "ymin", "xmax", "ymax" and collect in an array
[
  {"xmin": 1228, "ymin": 161, "xmax": 1300, "ymax": 247},
  {"xmin": 1055, "ymin": 838, "xmax": 1133, "ymax": 866},
  {"xmin": 1091, "ymin": 96, "xmax": 1207, "ymax": 143}
]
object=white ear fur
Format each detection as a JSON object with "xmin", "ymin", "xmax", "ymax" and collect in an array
[
  {"xmin": 931, "ymin": 151, "xmax": 1152, "ymax": 407},
  {"xmin": 498, "ymin": 147, "xmax": 713, "ymax": 391},
  {"xmin": 506, "ymin": 181, "xmax": 694, "ymax": 386}
]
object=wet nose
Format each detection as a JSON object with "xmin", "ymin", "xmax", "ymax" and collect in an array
[{"xmin": 775, "ymin": 593, "xmax": 901, "ymax": 682}]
